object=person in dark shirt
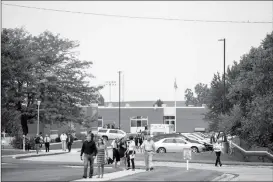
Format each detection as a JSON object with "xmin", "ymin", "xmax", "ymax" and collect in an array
[{"xmin": 80, "ymin": 133, "xmax": 97, "ymax": 179}]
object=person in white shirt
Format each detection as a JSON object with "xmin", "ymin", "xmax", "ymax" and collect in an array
[
  {"xmin": 213, "ymin": 140, "xmax": 223, "ymax": 167},
  {"xmin": 126, "ymin": 136, "xmax": 136, "ymax": 171},
  {"xmin": 60, "ymin": 132, "xmax": 67, "ymax": 151},
  {"xmin": 44, "ymin": 134, "xmax": 51, "ymax": 152},
  {"xmin": 141, "ymin": 136, "xmax": 155, "ymax": 171}
]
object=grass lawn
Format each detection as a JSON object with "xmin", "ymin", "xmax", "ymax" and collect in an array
[{"xmin": 1, "ymin": 149, "xmax": 34, "ymax": 156}]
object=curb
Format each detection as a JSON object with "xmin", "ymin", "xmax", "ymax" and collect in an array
[
  {"xmin": 14, "ymin": 152, "xmax": 68, "ymax": 159},
  {"xmin": 149, "ymin": 159, "xmax": 273, "ymax": 166}
]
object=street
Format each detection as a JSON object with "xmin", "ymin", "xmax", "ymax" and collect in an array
[
  {"xmin": 112, "ymin": 167, "xmax": 222, "ymax": 181},
  {"xmin": 1, "ymin": 161, "xmax": 120, "ymax": 181}
]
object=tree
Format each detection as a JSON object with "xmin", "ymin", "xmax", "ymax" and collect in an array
[
  {"xmin": 194, "ymin": 83, "xmax": 210, "ymax": 106},
  {"xmin": 153, "ymin": 99, "xmax": 164, "ymax": 107},
  {"xmin": 1, "ymin": 28, "xmax": 101, "ymax": 136},
  {"xmin": 98, "ymin": 95, "xmax": 105, "ymax": 106},
  {"xmin": 204, "ymin": 31, "xmax": 273, "ymax": 150}
]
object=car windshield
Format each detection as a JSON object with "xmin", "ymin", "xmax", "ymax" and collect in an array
[{"xmin": 152, "ymin": 134, "xmax": 181, "ymax": 142}]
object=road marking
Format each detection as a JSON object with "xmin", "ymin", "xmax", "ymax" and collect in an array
[
  {"xmin": 72, "ymin": 169, "xmax": 145, "ymax": 181},
  {"xmin": 212, "ymin": 173, "xmax": 237, "ymax": 181}
]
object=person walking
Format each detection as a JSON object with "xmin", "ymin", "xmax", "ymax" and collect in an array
[
  {"xmin": 126, "ymin": 136, "xmax": 136, "ymax": 171},
  {"xmin": 66, "ymin": 133, "xmax": 74, "ymax": 152},
  {"xmin": 44, "ymin": 134, "xmax": 51, "ymax": 152},
  {"xmin": 139, "ymin": 133, "xmax": 145, "ymax": 153},
  {"xmin": 141, "ymin": 136, "xmax": 155, "ymax": 171},
  {"xmin": 96, "ymin": 138, "xmax": 108, "ymax": 178},
  {"xmin": 34, "ymin": 134, "xmax": 41, "ymax": 154},
  {"xmin": 39, "ymin": 132, "xmax": 44, "ymax": 152},
  {"xmin": 111, "ymin": 138, "xmax": 120, "ymax": 168},
  {"xmin": 119, "ymin": 137, "xmax": 128, "ymax": 170},
  {"xmin": 60, "ymin": 132, "xmax": 67, "ymax": 151},
  {"xmin": 214, "ymin": 140, "xmax": 223, "ymax": 167},
  {"xmin": 80, "ymin": 133, "xmax": 97, "ymax": 179}
]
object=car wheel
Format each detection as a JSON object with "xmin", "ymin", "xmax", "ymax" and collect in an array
[
  {"xmin": 191, "ymin": 147, "xmax": 199, "ymax": 153},
  {"xmin": 157, "ymin": 147, "xmax": 166, "ymax": 153}
]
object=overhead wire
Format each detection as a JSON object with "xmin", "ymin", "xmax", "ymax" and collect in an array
[{"xmin": 2, "ymin": 3, "xmax": 272, "ymax": 24}]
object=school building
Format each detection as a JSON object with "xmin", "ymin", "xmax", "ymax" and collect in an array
[{"xmin": 83, "ymin": 101, "xmax": 208, "ymax": 133}]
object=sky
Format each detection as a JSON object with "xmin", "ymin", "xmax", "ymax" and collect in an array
[{"xmin": 2, "ymin": 1, "xmax": 272, "ymax": 102}]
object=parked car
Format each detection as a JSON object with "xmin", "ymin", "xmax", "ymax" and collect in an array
[
  {"xmin": 155, "ymin": 137, "xmax": 205, "ymax": 153},
  {"xmin": 179, "ymin": 133, "xmax": 213, "ymax": 151},
  {"xmin": 97, "ymin": 129, "xmax": 126, "ymax": 140},
  {"xmin": 152, "ymin": 133, "xmax": 184, "ymax": 142}
]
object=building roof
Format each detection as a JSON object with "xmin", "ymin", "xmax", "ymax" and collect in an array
[{"xmin": 104, "ymin": 101, "xmax": 186, "ymax": 107}]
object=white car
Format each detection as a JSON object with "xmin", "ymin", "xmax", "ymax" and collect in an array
[
  {"xmin": 97, "ymin": 129, "xmax": 126, "ymax": 140},
  {"xmin": 155, "ymin": 137, "xmax": 206, "ymax": 153}
]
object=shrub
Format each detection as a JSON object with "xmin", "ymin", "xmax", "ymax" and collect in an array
[
  {"xmin": 10, "ymin": 136, "xmax": 36, "ymax": 150},
  {"xmin": 10, "ymin": 136, "xmax": 23, "ymax": 149},
  {"xmin": 75, "ymin": 133, "xmax": 86, "ymax": 141}
]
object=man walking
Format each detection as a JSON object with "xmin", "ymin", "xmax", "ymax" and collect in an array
[
  {"xmin": 141, "ymin": 136, "xmax": 155, "ymax": 171},
  {"xmin": 80, "ymin": 133, "xmax": 97, "ymax": 179},
  {"xmin": 66, "ymin": 133, "xmax": 74, "ymax": 152},
  {"xmin": 214, "ymin": 140, "xmax": 223, "ymax": 167},
  {"xmin": 44, "ymin": 134, "xmax": 51, "ymax": 152},
  {"xmin": 60, "ymin": 132, "xmax": 67, "ymax": 151}
]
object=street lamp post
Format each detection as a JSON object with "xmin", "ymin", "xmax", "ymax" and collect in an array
[
  {"xmin": 118, "ymin": 71, "xmax": 122, "ymax": 130},
  {"xmin": 218, "ymin": 38, "xmax": 226, "ymax": 113},
  {"xmin": 37, "ymin": 100, "xmax": 41, "ymax": 135}
]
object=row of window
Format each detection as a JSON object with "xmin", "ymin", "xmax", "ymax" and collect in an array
[{"xmin": 97, "ymin": 116, "xmax": 175, "ymax": 128}]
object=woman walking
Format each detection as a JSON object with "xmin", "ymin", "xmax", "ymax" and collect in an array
[
  {"xmin": 213, "ymin": 140, "xmax": 223, "ymax": 167},
  {"xmin": 119, "ymin": 137, "xmax": 128, "ymax": 170},
  {"xmin": 96, "ymin": 138, "xmax": 108, "ymax": 178},
  {"xmin": 126, "ymin": 136, "xmax": 136, "ymax": 171}
]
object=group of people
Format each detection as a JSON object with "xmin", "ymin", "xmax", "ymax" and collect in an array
[
  {"xmin": 80, "ymin": 133, "xmax": 156, "ymax": 179},
  {"xmin": 33, "ymin": 132, "xmax": 74, "ymax": 154}
]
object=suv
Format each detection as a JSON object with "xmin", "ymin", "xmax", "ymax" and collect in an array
[{"xmin": 97, "ymin": 129, "xmax": 126, "ymax": 140}]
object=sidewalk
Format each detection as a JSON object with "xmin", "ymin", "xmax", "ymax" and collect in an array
[{"xmin": 3, "ymin": 149, "xmax": 69, "ymax": 159}]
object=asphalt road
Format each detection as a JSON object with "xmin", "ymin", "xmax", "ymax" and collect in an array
[
  {"xmin": 1, "ymin": 161, "xmax": 120, "ymax": 181},
  {"xmin": 112, "ymin": 167, "xmax": 222, "ymax": 181}
]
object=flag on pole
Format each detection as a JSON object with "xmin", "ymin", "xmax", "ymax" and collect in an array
[{"xmin": 174, "ymin": 78, "xmax": 178, "ymax": 90}]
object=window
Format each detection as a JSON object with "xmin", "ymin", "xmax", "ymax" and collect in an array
[
  {"xmin": 165, "ymin": 121, "xmax": 169, "ymax": 124},
  {"xmin": 170, "ymin": 121, "xmax": 175, "ymax": 125},
  {"xmin": 137, "ymin": 120, "xmax": 142, "ymax": 127},
  {"xmin": 98, "ymin": 116, "xmax": 102, "ymax": 120},
  {"xmin": 109, "ymin": 130, "xmax": 118, "ymax": 133},
  {"xmin": 175, "ymin": 139, "xmax": 186, "ymax": 143},
  {"xmin": 118, "ymin": 130, "xmax": 124, "ymax": 134},
  {"xmin": 170, "ymin": 116, "xmax": 175, "ymax": 119},
  {"xmin": 131, "ymin": 120, "xmax": 137, "ymax": 127},
  {"xmin": 163, "ymin": 139, "xmax": 176, "ymax": 143},
  {"xmin": 98, "ymin": 120, "xmax": 103, "ymax": 127},
  {"xmin": 142, "ymin": 120, "xmax": 148, "ymax": 127},
  {"xmin": 99, "ymin": 129, "xmax": 107, "ymax": 133}
]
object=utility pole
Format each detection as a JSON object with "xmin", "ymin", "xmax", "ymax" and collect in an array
[
  {"xmin": 218, "ymin": 38, "xmax": 226, "ymax": 113},
  {"xmin": 118, "ymin": 71, "xmax": 122, "ymax": 130}
]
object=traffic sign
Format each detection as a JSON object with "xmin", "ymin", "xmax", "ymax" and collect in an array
[{"xmin": 183, "ymin": 148, "xmax": 192, "ymax": 160}]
